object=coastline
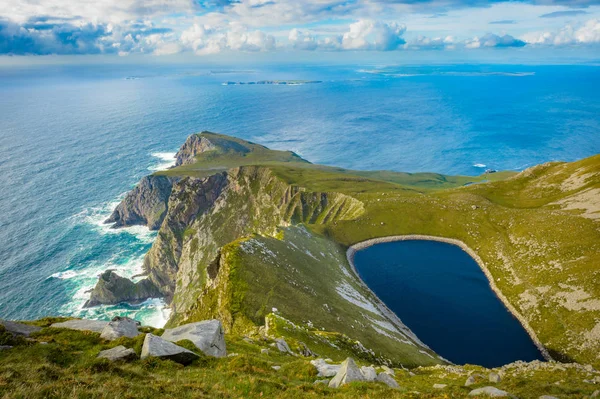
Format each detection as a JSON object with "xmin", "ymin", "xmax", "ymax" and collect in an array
[{"xmin": 345, "ymin": 234, "xmax": 553, "ymax": 363}]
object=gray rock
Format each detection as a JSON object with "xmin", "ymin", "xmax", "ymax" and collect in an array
[
  {"xmin": 175, "ymin": 133, "xmax": 218, "ymax": 167},
  {"xmin": 433, "ymin": 384, "xmax": 447, "ymax": 389},
  {"xmin": 466, "ymin": 373, "xmax": 486, "ymax": 386},
  {"xmin": 100, "ymin": 317, "xmax": 141, "ymax": 341},
  {"xmin": 275, "ymin": 338, "xmax": 293, "ymax": 355},
  {"xmin": 314, "ymin": 379, "xmax": 330, "ymax": 385},
  {"xmin": 328, "ymin": 358, "xmax": 365, "ymax": 388},
  {"xmin": 272, "ymin": 366, "xmax": 281, "ymax": 371},
  {"xmin": 311, "ymin": 358, "xmax": 341, "ymax": 377},
  {"xmin": 161, "ymin": 320, "xmax": 226, "ymax": 358},
  {"xmin": 51, "ymin": 319, "xmax": 109, "ymax": 333},
  {"xmin": 377, "ymin": 372, "xmax": 400, "ymax": 389},
  {"xmin": 381, "ymin": 365, "xmax": 395, "ymax": 376},
  {"xmin": 141, "ymin": 333, "xmax": 199, "ymax": 365},
  {"xmin": 538, "ymin": 396, "xmax": 559, "ymax": 399},
  {"xmin": 97, "ymin": 345, "xmax": 137, "ymax": 362},
  {"xmin": 84, "ymin": 271, "xmax": 161, "ymax": 308},
  {"xmin": 0, "ymin": 345, "xmax": 13, "ymax": 351},
  {"xmin": 361, "ymin": 366, "xmax": 377, "ymax": 382},
  {"xmin": 468, "ymin": 386, "xmax": 511, "ymax": 397},
  {"xmin": 0, "ymin": 319, "xmax": 41, "ymax": 337},
  {"xmin": 106, "ymin": 175, "xmax": 175, "ymax": 230},
  {"xmin": 592, "ymin": 391, "xmax": 600, "ymax": 398},
  {"xmin": 489, "ymin": 372, "xmax": 502, "ymax": 383},
  {"xmin": 261, "ymin": 348, "xmax": 270, "ymax": 355},
  {"xmin": 299, "ymin": 341, "xmax": 315, "ymax": 357}
]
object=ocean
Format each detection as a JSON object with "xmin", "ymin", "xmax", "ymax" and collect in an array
[{"xmin": 0, "ymin": 63, "xmax": 598, "ymax": 327}]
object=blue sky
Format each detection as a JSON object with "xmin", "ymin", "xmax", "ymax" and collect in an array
[{"xmin": 0, "ymin": 0, "xmax": 599, "ymax": 60}]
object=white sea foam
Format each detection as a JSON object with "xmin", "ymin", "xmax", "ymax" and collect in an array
[
  {"xmin": 148, "ymin": 152, "xmax": 176, "ymax": 171},
  {"xmin": 473, "ymin": 163, "xmax": 487, "ymax": 168}
]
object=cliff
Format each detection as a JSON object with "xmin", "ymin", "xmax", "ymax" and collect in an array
[{"xmin": 90, "ymin": 132, "xmax": 600, "ymax": 368}]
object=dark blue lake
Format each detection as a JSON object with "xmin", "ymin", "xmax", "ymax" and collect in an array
[{"xmin": 353, "ymin": 240, "xmax": 544, "ymax": 367}]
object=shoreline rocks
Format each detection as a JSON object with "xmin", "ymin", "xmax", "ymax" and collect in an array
[{"xmin": 84, "ymin": 270, "xmax": 161, "ymax": 308}]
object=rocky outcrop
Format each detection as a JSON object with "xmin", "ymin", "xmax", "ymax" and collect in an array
[
  {"xmin": 376, "ymin": 372, "xmax": 400, "ymax": 389},
  {"xmin": 51, "ymin": 319, "xmax": 109, "ymax": 333},
  {"xmin": 84, "ymin": 270, "xmax": 161, "ymax": 308},
  {"xmin": 311, "ymin": 359, "xmax": 341, "ymax": 377},
  {"xmin": 100, "ymin": 316, "xmax": 141, "ymax": 340},
  {"xmin": 175, "ymin": 133, "xmax": 218, "ymax": 166},
  {"xmin": 161, "ymin": 320, "xmax": 226, "ymax": 358},
  {"xmin": 275, "ymin": 338, "xmax": 294, "ymax": 355},
  {"xmin": 141, "ymin": 333, "xmax": 199, "ymax": 365},
  {"xmin": 468, "ymin": 386, "xmax": 511, "ymax": 397},
  {"xmin": 328, "ymin": 358, "xmax": 365, "ymax": 388},
  {"xmin": 97, "ymin": 345, "xmax": 137, "ymax": 362},
  {"xmin": 0, "ymin": 320, "xmax": 41, "ymax": 337},
  {"xmin": 106, "ymin": 175, "xmax": 175, "ymax": 230}
]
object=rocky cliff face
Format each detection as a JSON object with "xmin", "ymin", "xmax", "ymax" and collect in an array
[
  {"xmin": 105, "ymin": 175, "xmax": 176, "ymax": 230},
  {"xmin": 175, "ymin": 133, "xmax": 217, "ymax": 166},
  {"xmin": 84, "ymin": 270, "xmax": 161, "ymax": 307}
]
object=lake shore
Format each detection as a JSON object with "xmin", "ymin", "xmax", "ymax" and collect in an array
[{"xmin": 346, "ymin": 234, "xmax": 552, "ymax": 362}]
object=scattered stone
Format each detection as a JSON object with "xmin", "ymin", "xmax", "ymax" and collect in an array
[
  {"xmin": 227, "ymin": 353, "xmax": 239, "ymax": 357},
  {"xmin": 100, "ymin": 317, "xmax": 140, "ymax": 341},
  {"xmin": 0, "ymin": 346, "xmax": 13, "ymax": 351},
  {"xmin": 298, "ymin": 341, "xmax": 315, "ymax": 357},
  {"xmin": 261, "ymin": 349, "xmax": 270, "ymax": 355},
  {"xmin": 328, "ymin": 358, "xmax": 365, "ymax": 388},
  {"xmin": 381, "ymin": 365, "xmax": 395, "ymax": 376},
  {"xmin": 314, "ymin": 379, "xmax": 330, "ymax": 385},
  {"xmin": 275, "ymin": 338, "xmax": 293, "ymax": 355},
  {"xmin": 0, "ymin": 320, "xmax": 41, "ymax": 337},
  {"xmin": 161, "ymin": 320, "xmax": 226, "ymax": 358},
  {"xmin": 489, "ymin": 372, "xmax": 502, "ymax": 383},
  {"xmin": 242, "ymin": 337, "xmax": 254, "ymax": 344},
  {"xmin": 311, "ymin": 358, "xmax": 341, "ymax": 377},
  {"xmin": 592, "ymin": 391, "xmax": 600, "ymax": 398},
  {"xmin": 409, "ymin": 371, "xmax": 416, "ymax": 377},
  {"xmin": 361, "ymin": 366, "xmax": 377, "ymax": 381},
  {"xmin": 51, "ymin": 319, "xmax": 109, "ymax": 333},
  {"xmin": 377, "ymin": 372, "xmax": 400, "ymax": 389},
  {"xmin": 272, "ymin": 366, "xmax": 281, "ymax": 371},
  {"xmin": 539, "ymin": 396, "xmax": 559, "ymax": 399},
  {"xmin": 466, "ymin": 374, "xmax": 481, "ymax": 386},
  {"xmin": 433, "ymin": 384, "xmax": 447, "ymax": 389},
  {"xmin": 468, "ymin": 386, "xmax": 511, "ymax": 397},
  {"xmin": 141, "ymin": 333, "xmax": 199, "ymax": 365},
  {"xmin": 97, "ymin": 345, "xmax": 137, "ymax": 362}
]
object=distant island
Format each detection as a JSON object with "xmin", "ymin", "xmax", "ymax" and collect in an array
[{"xmin": 222, "ymin": 80, "xmax": 323, "ymax": 86}]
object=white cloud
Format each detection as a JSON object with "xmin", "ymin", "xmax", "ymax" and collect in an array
[
  {"xmin": 180, "ymin": 22, "xmax": 275, "ymax": 55},
  {"xmin": 342, "ymin": 20, "xmax": 406, "ymax": 51},
  {"xmin": 522, "ymin": 18, "xmax": 600, "ymax": 45},
  {"xmin": 464, "ymin": 33, "xmax": 526, "ymax": 48}
]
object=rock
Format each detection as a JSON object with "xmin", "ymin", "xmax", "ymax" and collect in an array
[
  {"xmin": 433, "ymin": 384, "xmax": 447, "ymax": 389},
  {"xmin": 381, "ymin": 365, "xmax": 395, "ymax": 376},
  {"xmin": 361, "ymin": 366, "xmax": 377, "ymax": 381},
  {"xmin": 275, "ymin": 338, "xmax": 293, "ymax": 355},
  {"xmin": 298, "ymin": 341, "xmax": 315, "ymax": 357},
  {"xmin": 591, "ymin": 391, "xmax": 600, "ymax": 398},
  {"xmin": 328, "ymin": 358, "xmax": 365, "ymax": 388},
  {"xmin": 0, "ymin": 345, "xmax": 12, "ymax": 351},
  {"xmin": 106, "ymin": 175, "xmax": 175, "ymax": 230},
  {"xmin": 314, "ymin": 379, "xmax": 330, "ymax": 385},
  {"xmin": 272, "ymin": 366, "xmax": 281, "ymax": 371},
  {"xmin": 311, "ymin": 358, "xmax": 341, "ymax": 377},
  {"xmin": 261, "ymin": 349, "xmax": 270, "ymax": 355},
  {"xmin": 468, "ymin": 386, "xmax": 511, "ymax": 397},
  {"xmin": 97, "ymin": 345, "xmax": 137, "ymax": 362},
  {"xmin": 100, "ymin": 317, "xmax": 140, "ymax": 341},
  {"xmin": 377, "ymin": 372, "xmax": 400, "ymax": 389},
  {"xmin": 242, "ymin": 337, "xmax": 254, "ymax": 344},
  {"xmin": 489, "ymin": 372, "xmax": 502, "ymax": 383},
  {"xmin": 161, "ymin": 320, "xmax": 226, "ymax": 358},
  {"xmin": 84, "ymin": 271, "xmax": 161, "ymax": 308},
  {"xmin": 51, "ymin": 319, "xmax": 109, "ymax": 333},
  {"xmin": 466, "ymin": 373, "xmax": 486, "ymax": 386},
  {"xmin": 539, "ymin": 396, "xmax": 559, "ymax": 399},
  {"xmin": 0, "ymin": 319, "xmax": 41, "ymax": 337},
  {"xmin": 141, "ymin": 333, "xmax": 199, "ymax": 365}
]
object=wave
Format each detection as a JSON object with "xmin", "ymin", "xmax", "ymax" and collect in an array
[
  {"xmin": 148, "ymin": 152, "xmax": 177, "ymax": 171},
  {"xmin": 473, "ymin": 163, "xmax": 487, "ymax": 168}
]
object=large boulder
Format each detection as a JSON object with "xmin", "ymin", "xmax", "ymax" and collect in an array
[
  {"xmin": 468, "ymin": 386, "xmax": 511, "ymax": 397},
  {"xmin": 161, "ymin": 320, "xmax": 226, "ymax": 358},
  {"xmin": 328, "ymin": 358, "xmax": 365, "ymax": 388},
  {"xmin": 311, "ymin": 358, "xmax": 341, "ymax": 377},
  {"xmin": 489, "ymin": 372, "xmax": 502, "ymax": 383},
  {"xmin": 275, "ymin": 338, "xmax": 293, "ymax": 355},
  {"xmin": 51, "ymin": 319, "xmax": 108, "ymax": 333},
  {"xmin": 0, "ymin": 320, "xmax": 41, "ymax": 337},
  {"xmin": 141, "ymin": 333, "xmax": 199, "ymax": 365},
  {"xmin": 100, "ymin": 317, "xmax": 140, "ymax": 341},
  {"xmin": 97, "ymin": 345, "xmax": 137, "ymax": 362},
  {"xmin": 466, "ymin": 373, "xmax": 486, "ymax": 386},
  {"xmin": 361, "ymin": 366, "xmax": 377, "ymax": 382},
  {"xmin": 377, "ymin": 372, "xmax": 400, "ymax": 389},
  {"xmin": 84, "ymin": 271, "xmax": 161, "ymax": 308}
]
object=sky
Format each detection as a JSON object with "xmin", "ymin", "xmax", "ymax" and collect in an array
[{"xmin": 0, "ymin": 0, "xmax": 599, "ymax": 62}]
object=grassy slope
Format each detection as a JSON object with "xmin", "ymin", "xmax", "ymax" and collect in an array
[
  {"xmin": 158, "ymin": 133, "xmax": 600, "ymax": 367},
  {"xmin": 1, "ymin": 321, "xmax": 599, "ymax": 399}
]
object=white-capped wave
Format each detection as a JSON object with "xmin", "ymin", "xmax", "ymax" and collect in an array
[
  {"xmin": 148, "ymin": 152, "xmax": 177, "ymax": 171},
  {"xmin": 473, "ymin": 163, "xmax": 487, "ymax": 168}
]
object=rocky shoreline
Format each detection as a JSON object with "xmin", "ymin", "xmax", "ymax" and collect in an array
[{"xmin": 346, "ymin": 235, "xmax": 552, "ymax": 363}]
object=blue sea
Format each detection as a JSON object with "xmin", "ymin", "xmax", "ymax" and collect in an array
[{"xmin": 0, "ymin": 63, "xmax": 599, "ymax": 327}]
